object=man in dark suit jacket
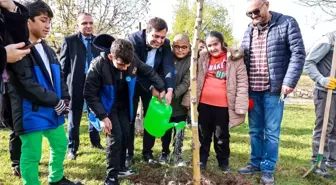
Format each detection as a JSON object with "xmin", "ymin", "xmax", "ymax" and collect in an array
[
  {"xmin": 60, "ymin": 13, "xmax": 103, "ymax": 160},
  {"xmin": 127, "ymin": 17, "xmax": 176, "ymax": 165}
]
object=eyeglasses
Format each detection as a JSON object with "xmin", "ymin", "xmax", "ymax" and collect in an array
[
  {"xmin": 246, "ymin": 3, "xmax": 265, "ymax": 17},
  {"xmin": 173, "ymin": 45, "xmax": 189, "ymax": 51}
]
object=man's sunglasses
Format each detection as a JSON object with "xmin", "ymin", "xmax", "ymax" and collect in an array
[{"xmin": 246, "ymin": 3, "xmax": 265, "ymax": 17}]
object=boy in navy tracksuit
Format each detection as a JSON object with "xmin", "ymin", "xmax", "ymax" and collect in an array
[
  {"xmin": 84, "ymin": 36, "xmax": 165, "ymax": 185},
  {"xmin": 7, "ymin": 1, "xmax": 80, "ymax": 184}
]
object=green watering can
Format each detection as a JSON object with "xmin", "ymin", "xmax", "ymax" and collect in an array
[{"xmin": 144, "ymin": 96, "xmax": 186, "ymax": 138}]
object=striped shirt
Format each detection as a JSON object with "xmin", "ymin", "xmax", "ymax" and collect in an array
[{"xmin": 249, "ymin": 25, "xmax": 270, "ymax": 91}]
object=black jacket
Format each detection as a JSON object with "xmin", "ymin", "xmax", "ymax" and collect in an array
[
  {"xmin": 7, "ymin": 41, "xmax": 70, "ymax": 135},
  {"xmin": 128, "ymin": 30, "xmax": 175, "ymax": 90},
  {"xmin": 0, "ymin": 2, "xmax": 29, "ymax": 74},
  {"xmin": 0, "ymin": 2, "xmax": 28, "ymax": 128},
  {"xmin": 84, "ymin": 52, "xmax": 165, "ymax": 122},
  {"xmin": 59, "ymin": 33, "xmax": 100, "ymax": 109}
]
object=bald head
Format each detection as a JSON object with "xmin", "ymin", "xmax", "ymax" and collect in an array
[{"xmin": 246, "ymin": 0, "xmax": 270, "ymax": 25}]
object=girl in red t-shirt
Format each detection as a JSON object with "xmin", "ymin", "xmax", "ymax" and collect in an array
[{"xmin": 182, "ymin": 31, "xmax": 248, "ymax": 173}]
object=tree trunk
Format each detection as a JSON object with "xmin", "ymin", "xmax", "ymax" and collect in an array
[{"xmin": 190, "ymin": 0, "xmax": 204, "ymax": 184}]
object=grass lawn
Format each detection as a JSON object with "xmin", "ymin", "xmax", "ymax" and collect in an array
[
  {"xmin": 296, "ymin": 75, "xmax": 314, "ymax": 90},
  {"xmin": 1, "ymin": 104, "xmax": 336, "ymax": 185}
]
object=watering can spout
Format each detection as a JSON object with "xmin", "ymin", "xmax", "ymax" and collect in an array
[
  {"xmin": 164, "ymin": 121, "xmax": 186, "ymax": 132},
  {"xmin": 164, "ymin": 122, "xmax": 176, "ymax": 131},
  {"xmin": 175, "ymin": 121, "xmax": 186, "ymax": 131}
]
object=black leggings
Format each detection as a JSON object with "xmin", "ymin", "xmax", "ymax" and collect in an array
[{"xmin": 198, "ymin": 103, "xmax": 230, "ymax": 166}]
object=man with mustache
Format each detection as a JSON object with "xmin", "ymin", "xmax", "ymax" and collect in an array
[
  {"xmin": 59, "ymin": 13, "xmax": 103, "ymax": 160},
  {"xmin": 127, "ymin": 17, "xmax": 175, "ymax": 166},
  {"xmin": 238, "ymin": 0, "xmax": 305, "ymax": 184}
]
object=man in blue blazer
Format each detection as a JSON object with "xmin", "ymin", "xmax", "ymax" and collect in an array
[{"xmin": 127, "ymin": 17, "xmax": 176, "ymax": 165}]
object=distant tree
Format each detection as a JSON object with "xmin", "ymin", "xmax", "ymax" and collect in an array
[
  {"xmin": 171, "ymin": 0, "xmax": 235, "ymax": 46},
  {"xmin": 296, "ymin": 0, "xmax": 336, "ymax": 20},
  {"xmin": 20, "ymin": 0, "xmax": 150, "ymax": 49}
]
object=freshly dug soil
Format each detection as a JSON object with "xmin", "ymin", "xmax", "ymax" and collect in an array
[{"xmin": 127, "ymin": 165, "xmax": 253, "ymax": 185}]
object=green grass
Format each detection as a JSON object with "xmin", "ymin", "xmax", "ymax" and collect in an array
[
  {"xmin": 296, "ymin": 75, "xmax": 315, "ymax": 90},
  {"xmin": 1, "ymin": 104, "xmax": 336, "ymax": 185}
]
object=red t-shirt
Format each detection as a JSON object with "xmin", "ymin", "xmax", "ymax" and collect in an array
[{"xmin": 200, "ymin": 52, "xmax": 228, "ymax": 107}]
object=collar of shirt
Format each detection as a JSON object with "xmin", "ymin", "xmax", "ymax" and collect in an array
[
  {"xmin": 252, "ymin": 14, "xmax": 272, "ymax": 31},
  {"xmin": 29, "ymin": 39, "xmax": 42, "ymax": 45},
  {"xmin": 81, "ymin": 34, "xmax": 92, "ymax": 46},
  {"xmin": 146, "ymin": 48, "xmax": 157, "ymax": 68},
  {"xmin": 146, "ymin": 42, "xmax": 153, "ymax": 51}
]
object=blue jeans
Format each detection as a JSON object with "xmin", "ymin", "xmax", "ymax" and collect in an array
[{"xmin": 248, "ymin": 90, "xmax": 284, "ymax": 173}]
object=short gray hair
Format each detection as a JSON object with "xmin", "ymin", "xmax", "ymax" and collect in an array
[{"xmin": 173, "ymin": 34, "xmax": 190, "ymax": 43}]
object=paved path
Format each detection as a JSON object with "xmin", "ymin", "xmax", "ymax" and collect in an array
[{"xmin": 284, "ymin": 98, "xmax": 313, "ymax": 104}]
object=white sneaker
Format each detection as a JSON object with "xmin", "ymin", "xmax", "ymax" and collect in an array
[
  {"xmin": 176, "ymin": 161, "xmax": 186, "ymax": 167},
  {"xmin": 118, "ymin": 168, "xmax": 136, "ymax": 178}
]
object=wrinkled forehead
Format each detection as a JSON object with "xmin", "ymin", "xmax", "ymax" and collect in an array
[{"xmin": 246, "ymin": 0, "xmax": 264, "ymax": 11}]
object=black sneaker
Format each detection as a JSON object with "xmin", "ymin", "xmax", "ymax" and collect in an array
[
  {"xmin": 261, "ymin": 172, "xmax": 274, "ymax": 185},
  {"xmin": 148, "ymin": 158, "xmax": 158, "ymax": 165},
  {"xmin": 91, "ymin": 144, "xmax": 105, "ymax": 151},
  {"xmin": 125, "ymin": 156, "xmax": 134, "ymax": 168},
  {"xmin": 118, "ymin": 168, "xmax": 136, "ymax": 178},
  {"xmin": 326, "ymin": 162, "xmax": 336, "ymax": 171},
  {"xmin": 200, "ymin": 162, "xmax": 207, "ymax": 169},
  {"xmin": 219, "ymin": 164, "xmax": 230, "ymax": 174},
  {"xmin": 49, "ymin": 176, "xmax": 82, "ymax": 185},
  {"xmin": 314, "ymin": 168, "xmax": 333, "ymax": 178},
  {"xmin": 144, "ymin": 156, "xmax": 158, "ymax": 165},
  {"xmin": 159, "ymin": 153, "xmax": 169, "ymax": 164},
  {"xmin": 104, "ymin": 177, "xmax": 119, "ymax": 185},
  {"xmin": 12, "ymin": 165, "xmax": 21, "ymax": 178},
  {"xmin": 238, "ymin": 164, "xmax": 261, "ymax": 175}
]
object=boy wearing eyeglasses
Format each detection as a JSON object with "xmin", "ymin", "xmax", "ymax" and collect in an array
[
  {"xmin": 239, "ymin": 0, "xmax": 305, "ymax": 184},
  {"xmin": 159, "ymin": 34, "xmax": 190, "ymax": 166}
]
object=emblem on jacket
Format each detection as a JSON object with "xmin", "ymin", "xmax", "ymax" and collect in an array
[{"xmin": 132, "ymin": 67, "xmax": 137, "ymax": 75}]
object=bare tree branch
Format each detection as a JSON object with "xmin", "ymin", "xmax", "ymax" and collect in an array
[{"xmin": 296, "ymin": 0, "xmax": 336, "ymax": 20}]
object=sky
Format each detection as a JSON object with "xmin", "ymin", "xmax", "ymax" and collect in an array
[{"xmin": 146, "ymin": 0, "xmax": 336, "ymax": 49}]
